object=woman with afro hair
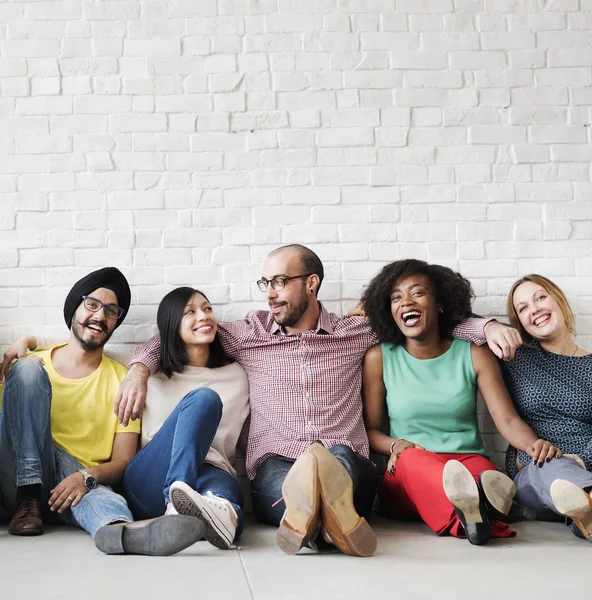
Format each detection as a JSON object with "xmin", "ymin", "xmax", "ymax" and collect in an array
[{"xmin": 361, "ymin": 259, "xmax": 558, "ymax": 545}]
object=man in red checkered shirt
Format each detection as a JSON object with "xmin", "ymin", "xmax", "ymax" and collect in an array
[{"xmin": 114, "ymin": 244, "xmax": 519, "ymax": 556}]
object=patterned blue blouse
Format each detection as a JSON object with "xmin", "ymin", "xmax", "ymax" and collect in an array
[{"xmin": 502, "ymin": 342, "xmax": 592, "ymax": 479}]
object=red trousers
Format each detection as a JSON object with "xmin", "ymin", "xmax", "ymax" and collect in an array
[{"xmin": 379, "ymin": 448, "xmax": 515, "ymax": 538}]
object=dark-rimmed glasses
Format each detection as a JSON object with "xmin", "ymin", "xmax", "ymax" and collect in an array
[
  {"xmin": 256, "ymin": 274, "xmax": 313, "ymax": 293},
  {"xmin": 81, "ymin": 296, "xmax": 125, "ymax": 320}
]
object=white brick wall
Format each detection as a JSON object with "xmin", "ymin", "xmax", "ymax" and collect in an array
[{"xmin": 2, "ymin": 1, "xmax": 592, "ymax": 468}]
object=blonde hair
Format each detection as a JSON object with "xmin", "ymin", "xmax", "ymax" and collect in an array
[{"xmin": 507, "ymin": 274, "xmax": 576, "ymax": 343}]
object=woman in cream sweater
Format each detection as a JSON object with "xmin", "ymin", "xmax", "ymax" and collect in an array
[{"xmin": 122, "ymin": 287, "xmax": 250, "ymax": 549}]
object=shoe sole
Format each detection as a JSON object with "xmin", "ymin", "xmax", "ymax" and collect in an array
[
  {"xmin": 308, "ymin": 444, "xmax": 377, "ymax": 557},
  {"xmin": 94, "ymin": 515, "xmax": 204, "ymax": 556},
  {"xmin": 443, "ymin": 460, "xmax": 484, "ymax": 524},
  {"xmin": 8, "ymin": 525, "xmax": 44, "ymax": 536},
  {"xmin": 550, "ymin": 479, "xmax": 592, "ymax": 540},
  {"xmin": 480, "ymin": 470, "xmax": 516, "ymax": 516},
  {"xmin": 170, "ymin": 485, "xmax": 234, "ymax": 550},
  {"xmin": 277, "ymin": 452, "xmax": 320, "ymax": 554}
]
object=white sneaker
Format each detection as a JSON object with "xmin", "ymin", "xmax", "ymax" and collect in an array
[
  {"xmin": 165, "ymin": 502, "xmax": 178, "ymax": 515},
  {"xmin": 169, "ymin": 481, "xmax": 237, "ymax": 549}
]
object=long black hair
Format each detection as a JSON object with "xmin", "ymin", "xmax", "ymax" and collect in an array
[
  {"xmin": 157, "ymin": 286, "xmax": 231, "ymax": 378},
  {"xmin": 361, "ymin": 259, "xmax": 474, "ymax": 345}
]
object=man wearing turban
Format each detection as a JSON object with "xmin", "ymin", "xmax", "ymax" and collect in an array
[{"xmin": 0, "ymin": 267, "xmax": 204, "ymax": 555}]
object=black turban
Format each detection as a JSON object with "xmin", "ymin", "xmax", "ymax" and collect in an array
[{"xmin": 63, "ymin": 267, "xmax": 131, "ymax": 330}]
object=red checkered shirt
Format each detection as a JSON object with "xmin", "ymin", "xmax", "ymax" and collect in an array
[{"xmin": 130, "ymin": 304, "xmax": 490, "ymax": 478}]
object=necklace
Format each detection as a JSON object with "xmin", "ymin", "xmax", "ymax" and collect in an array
[{"xmin": 572, "ymin": 345, "xmax": 579, "ymax": 356}]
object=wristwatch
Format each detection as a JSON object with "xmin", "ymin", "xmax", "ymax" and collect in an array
[{"xmin": 78, "ymin": 469, "xmax": 97, "ymax": 491}]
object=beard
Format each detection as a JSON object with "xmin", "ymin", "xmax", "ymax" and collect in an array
[
  {"xmin": 72, "ymin": 318, "xmax": 112, "ymax": 352},
  {"xmin": 271, "ymin": 286, "xmax": 309, "ymax": 328}
]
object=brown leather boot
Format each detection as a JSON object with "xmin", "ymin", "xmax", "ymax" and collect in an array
[{"xmin": 8, "ymin": 497, "xmax": 44, "ymax": 536}]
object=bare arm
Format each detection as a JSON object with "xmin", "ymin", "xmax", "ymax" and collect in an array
[
  {"xmin": 362, "ymin": 346, "xmax": 418, "ymax": 473},
  {"xmin": 114, "ymin": 363, "xmax": 150, "ymax": 426},
  {"xmin": 1, "ymin": 336, "xmax": 40, "ymax": 380},
  {"xmin": 87, "ymin": 432, "xmax": 139, "ymax": 486},
  {"xmin": 113, "ymin": 334, "xmax": 161, "ymax": 426},
  {"xmin": 49, "ymin": 432, "xmax": 139, "ymax": 514},
  {"xmin": 471, "ymin": 344, "xmax": 561, "ymax": 465},
  {"xmin": 362, "ymin": 346, "xmax": 390, "ymax": 454}
]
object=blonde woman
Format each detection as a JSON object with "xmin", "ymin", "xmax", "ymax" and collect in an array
[{"xmin": 503, "ymin": 275, "xmax": 592, "ymax": 540}]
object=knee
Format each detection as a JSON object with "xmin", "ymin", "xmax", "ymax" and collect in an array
[
  {"xmin": 396, "ymin": 447, "xmax": 430, "ymax": 469},
  {"xmin": 181, "ymin": 387, "xmax": 223, "ymax": 419},
  {"xmin": 4, "ymin": 359, "xmax": 50, "ymax": 406},
  {"xmin": 329, "ymin": 444, "xmax": 355, "ymax": 463},
  {"xmin": 6, "ymin": 358, "xmax": 47, "ymax": 385}
]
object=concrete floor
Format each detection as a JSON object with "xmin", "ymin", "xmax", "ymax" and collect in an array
[{"xmin": 0, "ymin": 517, "xmax": 587, "ymax": 600}]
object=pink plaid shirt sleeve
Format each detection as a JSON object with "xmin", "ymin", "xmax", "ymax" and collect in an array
[
  {"xmin": 452, "ymin": 316, "xmax": 494, "ymax": 345},
  {"xmin": 129, "ymin": 334, "xmax": 161, "ymax": 373}
]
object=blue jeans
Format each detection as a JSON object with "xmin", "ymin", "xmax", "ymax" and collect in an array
[
  {"xmin": 122, "ymin": 387, "xmax": 244, "ymax": 539},
  {"xmin": 0, "ymin": 359, "xmax": 133, "ymax": 537},
  {"xmin": 251, "ymin": 444, "xmax": 378, "ymax": 527}
]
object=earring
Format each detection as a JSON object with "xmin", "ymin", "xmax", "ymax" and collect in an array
[{"xmin": 439, "ymin": 308, "xmax": 443, "ymax": 313}]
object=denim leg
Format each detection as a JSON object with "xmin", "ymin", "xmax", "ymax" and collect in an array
[
  {"xmin": 122, "ymin": 387, "xmax": 222, "ymax": 519},
  {"xmin": 329, "ymin": 445, "xmax": 378, "ymax": 519},
  {"xmin": 251, "ymin": 456, "xmax": 295, "ymax": 527},
  {"xmin": 54, "ymin": 447, "xmax": 132, "ymax": 538},
  {"xmin": 195, "ymin": 464, "xmax": 245, "ymax": 539},
  {"xmin": 0, "ymin": 359, "xmax": 55, "ymax": 512},
  {"xmin": 514, "ymin": 456, "xmax": 592, "ymax": 521}
]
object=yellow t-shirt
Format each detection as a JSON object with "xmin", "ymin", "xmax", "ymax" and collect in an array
[{"xmin": 2, "ymin": 345, "xmax": 140, "ymax": 468}]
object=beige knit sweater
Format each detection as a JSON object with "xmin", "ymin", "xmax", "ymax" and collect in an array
[{"xmin": 141, "ymin": 362, "xmax": 250, "ymax": 478}]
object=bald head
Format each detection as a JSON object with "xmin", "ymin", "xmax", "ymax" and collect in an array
[{"xmin": 268, "ymin": 244, "xmax": 324, "ymax": 296}]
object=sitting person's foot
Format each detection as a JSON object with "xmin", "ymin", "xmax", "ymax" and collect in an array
[
  {"xmin": 308, "ymin": 443, "xmax": 377, "ymax": 557},
  {"xmin": 8, "ymin": 497, "xmax": 44, "ymax": 536},
  {"xmin": 442, "ymin": 460, "xmax": 490, "ymax": 546},
  {"xmin": 165, "ymin": 502, "xmax": 178, "ymax": 515},
  {"xmin": 276, "ymin": 451, "xmax": 321, "ymax": 555},
  {"xmin": 170, "ymin": 481, "xmax": 237, "ymax": 549},
  {"xmin": 478, "ymin": 470, "xmax": 536, "ymax": 523},
  {"xmin": 94, "ymin": 515, "xmax": 205, "ymax": 556},
  {"xmin": 550, "ymin": 479, "xmax": 592, "ymax": 541}
]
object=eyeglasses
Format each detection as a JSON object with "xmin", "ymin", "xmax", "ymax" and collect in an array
[
  {"xmin": 256, "ymin": 274, "xmax": 313, "ymax": 293},
  {"xmin": 81, "ymin": 296, "xmax": 125, "ymax": 320}
]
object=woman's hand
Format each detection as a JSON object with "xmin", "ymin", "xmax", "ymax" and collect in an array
[
  {"xmin": 526, "ymin": 439, "xmax": 562, "ymax": 466},
  {"xmin": 114, "ymin": 363, "xmax": 149, "ymax": 426},
  {"xmin": 387, "ymin": 439, "xmax": 423, "ymax": 475},
  {"xmin": 49, "ymin": 473, "xmax": 88, "ymax": 514}
]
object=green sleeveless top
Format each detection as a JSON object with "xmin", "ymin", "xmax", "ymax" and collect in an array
[{"xmin": 381, "ymin": 338, "xmax": 486, "ymax": 455}]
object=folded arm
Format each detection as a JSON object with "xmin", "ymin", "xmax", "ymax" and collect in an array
[{"xmin": 49, "ymin": 432, "xmax": 139, "ymax": 514}]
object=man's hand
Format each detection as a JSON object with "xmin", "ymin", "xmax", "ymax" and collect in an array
[
  {"xmin": 114, "ymin": 363, "xmax": 150, "ymax": 426},
  {"xmin": 49, "ymin": 472, "xmax": 87, "ymax": 514},
  {"xmin": 483, "ymin": 321, "xmax": 522, "ymax": 361},
  {"xmin": 0, "ymin": 336, "xmax": 41, "ymax": 380},
  {"xmin": 347, "ymin": 302, "xmax": 366, "ymax": 319}
]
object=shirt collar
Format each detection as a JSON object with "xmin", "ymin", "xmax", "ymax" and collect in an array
[{"xmin": 268, "ymin": 302, "xmax": 334, "ymax": 335}]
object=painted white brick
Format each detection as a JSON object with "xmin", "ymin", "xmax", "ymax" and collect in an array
[{"xmin": 0, "ymin": 0, "xmax": 590, "ymax": 399}]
